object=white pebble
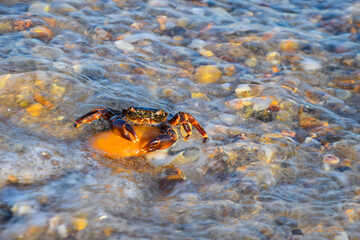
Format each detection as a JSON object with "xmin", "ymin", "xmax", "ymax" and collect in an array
[
  {"xmin": 220, "ymin": 83, "xmax": 231, "ymax": 90},
  {"xmin": 188, "ymin": 39, "xmax": 206, "ymax": 49},
  {"xmin": 300, "ymin": 57, "xmax": 322, "ymax": 72},
  {"xmin": 114, "ymin": 40, "xmax": 135, "ymax": 51},
  {"xmin": 123, "ymin": 33, "xmax": 158, "ymax": 43},
  {"xmin": 208, "ymin": 7, "xmax": 235, "ymax": 21},
  {"xmin": 253, "ymin": 97, "xmax": 273, "ymax": 111},
  {"xmin": 334, "ymin": 231, "xmax": 349, "ymax": 240},
  {"xmin": 11, "ymin": 202, "xmax": 36, "ymax": 216},
  {"xmin": 264, "ymin": 147, "xmax": 275, "ymax": 163},
  {"xmin": 57, "ymin": 224, "xmax": 68, "ymax": 239},
  {"xmin": 192, "ymin": 8, "xmax": 205, "ymax": 15},
  {"xmin": 235, "ymin": 84, "xmax": 251, "ymax": 97},
  {"xmin": 28, "ymin": 2, "xmax": 49, "ymax": 13}
]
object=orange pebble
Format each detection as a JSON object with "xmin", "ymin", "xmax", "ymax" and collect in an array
[
  {"xmin": 25, "ymin": 103, "xmax": 43, "ymax": 117},
  {"xmin": 33, "ymin": 93, "xmax": 54, "ymax": 109},
  {"xmin": 29, "ymin": 26, "xmax": 53, "ymax": 40},
  {"xmin": 280, "ymin": 39, "xmax": 298, "ymax": 52},
  {"xmin": 88, "ymin": 126, "xmax": 162, "ymax": 158}
]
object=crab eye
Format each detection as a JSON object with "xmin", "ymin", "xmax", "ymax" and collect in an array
[{"xmin": 129, "ymin": 106, "xmax": 135, "ymax": 112}]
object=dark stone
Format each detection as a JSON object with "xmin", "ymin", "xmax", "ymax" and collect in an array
[
  {"xmin": 292, "ymin": 229, "xmax": 303, "ymax": 235},
  {"xmin": 252, "ymin": 109, "xmax": 277, "ymax": 122},
  {"xmin": 275, "ymin": 217, "xmax": 288, "ymax": 225},
  {"xmin": 0, "ymin": 203, "xmax": 12, "ymax": 224},
  {"xmin": 335, "ymin": 166, "xmax": 352, "ymax": 172},
  {"xmin": 165, "ymin": 26, "xmax": 186, "ymax": 37}
]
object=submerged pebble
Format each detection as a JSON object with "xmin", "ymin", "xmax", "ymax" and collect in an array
[
  {"xmin": 194, "ymin": 65, "xmax": 222, "ymax": 84},
  {"xmin": 114, "ymin": 40, "xmax": 135, "ymax": 51},
  {"xmin": 322, "ymin": 154, "xmax": 340, "ymax": 164}
]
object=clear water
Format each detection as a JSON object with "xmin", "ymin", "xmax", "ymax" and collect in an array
[{"xmin": 0, "ymin": 0, "xmax": 359, "ymax": 239}]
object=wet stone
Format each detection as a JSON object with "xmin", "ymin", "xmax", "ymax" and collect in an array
[
  {"xmin": 28, "ymin": 2, "xmax": 50, "ymax": 13},
  {"xmin": 32, "ymin": 45, "xmax": 64, "ymax": 59},
  {"xmin": 335, "ymin": 166, "xmax": 352, "ymax": 172},
  {"xmin": 194, "ymin": 65, "xmax": 222, "ymax": 84},
  {"xmin": 73, "ymin": 63, "xmax": 107, "ymax": 80},
  {"xmin": 204, "ymin": 43, "xmax": 249, "ymax": 62},
  {"xmin": 334, "ymin": 89, "xmax": 351, "ymax": 100},
  {"xmin": 0, "ymin": 202, "xmax": 12, "ymax": 224},
  {"xmin": 114, "ymin": 40, "xmax": 135, "ymax": 51},
  {"xmin": 292, "ymin": 229, "xmax": 303, "ymax": 236},
  {"xmin": 165, "ymin": 26, "xmax": 186, "ymax": 37},
  {"xmin": 242, "ymin": 41, "xmax": 265, "ymax": 55}
]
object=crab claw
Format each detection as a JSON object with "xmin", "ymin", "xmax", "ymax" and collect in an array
[{"xmin": 110, "ymin": 117, "xmax": 139, "ymax": 143}]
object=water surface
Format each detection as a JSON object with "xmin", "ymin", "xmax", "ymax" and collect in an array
[{"xmin": 0, "ymin": 0, "xmax": 359, "ymax": 239}]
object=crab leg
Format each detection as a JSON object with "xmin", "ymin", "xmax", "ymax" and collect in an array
[
  {"xmin": 74, "ymin": 107, "xmax": 118, "ymax": 128},
  {"xmin": 74, "ymin": 107, "xmax": 138, "ymax": 142},
  {"xmin": 141, "ymin": 125, "xmax": 177, "ymax": 153},
  {"xmin": 169, "ymin": 112, "xmax": 208, "ymax": 143}
]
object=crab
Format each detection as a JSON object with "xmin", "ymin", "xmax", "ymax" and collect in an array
[{"xmin": 74, "ymin": 106, "xmax": 208, "ymax": 154}]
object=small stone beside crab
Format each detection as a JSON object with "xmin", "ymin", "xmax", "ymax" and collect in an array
[{"xmin": 74, "ymin": 106, "xmax": 208, "ymax": 191}]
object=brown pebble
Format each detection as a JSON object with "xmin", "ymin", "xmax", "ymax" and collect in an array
[
  {"xmin": 13, "ymin": 19, "xmax": 33, "ymax": 31},
  {"xmin": 299, "ymin": 117, "xmax": 327, "ymax": 130},
  {"xmin": 33, "ymin": 93, "xmax": 55, "ymax": 109}
]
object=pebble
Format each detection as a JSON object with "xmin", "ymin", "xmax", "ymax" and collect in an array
[
  {"xmin": 72, "ymin": 217, "xmax": 88, "ymax": 231},
  {"xmin": 28, "ymin": 2, "xmax": 50, "ymax": 13},
  {"xmin": 280, "ymin": 39, "xmax": 299, "ymax": 52},
  {"xmin": 191, "ymin": 92, "xmax": 211, "ymax": 101},
  {"xmin": 220, "ymin": 83, "xmax": 231, "ymax": 90},
  {"xmin": 114, "ymin": 40, "xmax": 135, "ymax": 51},
  {"xmin": 32, "ymin": 45, "xmax": 64, "ymax": 60},
  {"xmin": 235, "ymin": 84, "xmax": 252, "ymax": 97},
  {"xmin": 194, "ymin": 65, "xmax": 222, "ymax": 84},
  {"xmin": 224, "ymin": 65, "xmax": 236, "ymax": 76},
  {"xmin": 266, "ymin": 51, "xmax": 281, "ymax": 65},
  {"xmin": 191, "ymin": 8, "xmax": 205, "ymax": 16},
  {"xmin": 245, "ymin": 56, "xmax": 257, "ymax": 67},
  {"xmin": 11, "ymin": 202, "xmax": 36, "ymax": 216},
  {"xmin": 263, "ymin": 147, "xmax": 275, "ymax": 163},
  {"xmin": 226, "ymin": 98, "xmax": 244, "ymax": 110},
  {"xmin": 188, "ymin": 39, "xmax": 207, "ymax": 49},
  {"xmin": 335, "ymin": 166, "xmax": 352, "ymax": 172},
  {"xmin": 322, "ymin": 154, "xmax": 340, "ymax": 164},
  {"xmin": 199, "ymin": 48, "xmax": 214, "ymax": 57},
  {"xmin": 50, "ymin": 83, "xmax": 66, "ymax": 97},
  {"xmin": 252, "ymin": 97, "xmax": 275, "ymax": 111},
  {"xmin": 208, "ymin": 7, "xmax": 235, "ymax": 22},
  {"xmin": 49, "ymin": 2, "xmax": 76, "ymax": 13},
  {"xmin": 334, "ymin": 231, "xmax": 349, "ymax": 240},
  {"xmin": 334, "ymin": 89, "xmax": 351, "ymax": 100},
  {"xmin": 26, "ymin": 26, "xmax": 53, "ymax": 40},
  {"xmin": 299, "ymin": 57, "xmax": 322, "ymax": 72},
  {"xmin": 73, "ymin": 63, "xmax": 107, "ymax": 80},
  {"xmin": 103, "ymin": 228, "xmax": 113, "ymax": 237},
  {"xmin": 25, "ymin": 103, "xmax": 43, "ymax": 117},
  {"xmin": 33, "ymin": 93, "xmax": 55, "ymax": 109},
  {"xmin": 299, "ymin": 117, "xmax": 327, "ymax": 130},
  {"xmin": 57, "ymin": 224, "xmax": 68, "ymax": 238},
  {"xmin": 92, "ymin": 27, "xmax": 112, "ymax": 41}
]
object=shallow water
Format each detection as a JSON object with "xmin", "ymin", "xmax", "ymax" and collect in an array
[{"xmin": 0, "ymin": 0, "xmax": 359, "ymax": 239}]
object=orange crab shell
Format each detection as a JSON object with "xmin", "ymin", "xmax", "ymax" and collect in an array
[{"xmin": 88, "ymin": 126, "xmax": 162, "ymax": 158}]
